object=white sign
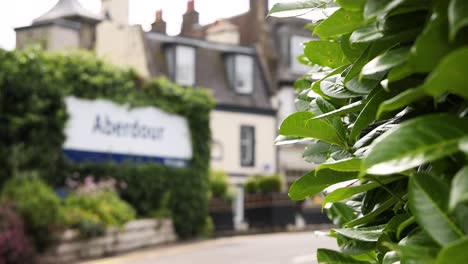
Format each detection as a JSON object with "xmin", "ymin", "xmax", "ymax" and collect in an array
[{"xmin": 63, "ymin": 96, "xmax": 192, "ymax": 166}]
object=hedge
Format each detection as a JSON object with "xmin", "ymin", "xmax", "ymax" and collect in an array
[{"xmin": 0, "ymin": 49, "xmax": 215, "ymax": 238}]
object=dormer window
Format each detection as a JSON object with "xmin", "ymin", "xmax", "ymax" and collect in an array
[
  {"xmin": 227, "ymin": 54, "xmax": 254, "ymax": 95},
  {"xmin": 290, "ymin": 35, "xmax": 311, "ymax": 73},
  {"xmin": 167, "ymin": 45, "xmax": 196, "ymax": 86}
]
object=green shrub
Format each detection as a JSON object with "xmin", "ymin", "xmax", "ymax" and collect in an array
[
  {"xmin": 244, "ymin": 177, "xmax": 259, "ymax": 194},
  {"xmin": 209, "ymin": 170, "xmax": 229, "ymax": 200},
  {"xmin": 63, "ymin": 191, "xmax": 136, "ymax": 229},
  {"xmin": 0, "ymin": 173, "xmax": 62, "ymax": 251},
  {"xmin": 257, "ymin": 175, "xmax": 282, "ymax": 194},
  {"xmin": 272, "ymin": 0, "xmax": 468, "ymax": 263}
]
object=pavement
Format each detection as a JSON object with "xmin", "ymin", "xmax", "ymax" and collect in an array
[{"xmin": 80, "ymin": 231, "xmax": 338, "ymax": 264}]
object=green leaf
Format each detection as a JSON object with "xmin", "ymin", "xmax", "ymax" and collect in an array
[
  {"xmin": 448, "ymin": 0, "xmax": 468, "ymax": 41},
  {"xmin": 314, "ymin": 9, "xmax": 366, "ymax": 39},
  {"xmin": 408, "ymin": 0, "xmax": 453, "ymax": 73},
  {"xmin": 268, "ymin": 0, "xmax": 331, "ymax": 17},
  {"xmin": 317, "ymin": 248, "xmax": 372, "ymax": 263},
  {"xmin": 334, "ymin": 225, "xmax": 385, "ymax": 242},
  {"xmin": 327, "ymin": 202, "xmax": 357, "ymax": 227},
  {"xmin": 314, "ymin": 97, "xmax": 348, "ymax": 143},
  {"xmin": 341, "ymin": 35, "xmax": 368, "ymax": 62},
  {"xmin": 392, "ymin": 231, "xmax": 440, "ymax": 264},
  {"xmin": 382, "ymin": 251, "xmax": 400, "ymax": 264},
  {"xmin": 337, "ymin": 0, "xmax": 366, "ymax": 11},
  {"xmin": 323, "ymin": 176, "xmax": 403, "ymax": 205},
  {"xmin": 346, "ymin": 197, "xmax": 398, "ymax": 227},
  {"xmin": 361, "ymin": 47, "xmax": 411, "ymax": 77},
  {"xmin": 421, "ymin": 47, "xmax": 468, "ymax": 99},
  {"xmin": 436, "ymin": 236, "xmax": 468, "ymax": 264},
  {"xmin": 364, "ymin": 0, "xmax": 405, "ymax": 19},
  {"xmin": 363, "ymin": 114, "xmax": 468, "ymax": 175},
  {"xmin": 350, "ymin": 88, "xmax": 393, "ymax": 141},
  {"xmin": 289, "ymin": 169, "xmax": 358, "ymax": 200},
  {"xmin": 377, "ymin": 88, "xmax": 426, "ymax": 117},
  {"xmin": 279, "ymin": 111, "xmax": 345, "ymax": 146},
  {"xmin": 460, "ymin": 137, "xmax": 468, "ymax": 154},
  {"xmin": 321, "ymin": 75, "xmax": 362, "ymax": 99},
  {"xmin": 409, "ymin": 173, "xmax": 464, "ymax": 246},
  {"xmin": 311, "ymin": 100, "xmax": 365, "ymax": 120},
  {"xmin": 317, "ymin": 158, "xmax": 362, "ymax": 172},
  {"xmin": 449, "ymin": 166, "xmax": 468, "ymax": 211},
  {"xmin": 303, "ymin": 141, "xmax": 332, "ymax": 164},
  {"xmin": 305, "ymin": 41, "xmax": 350, "ymax": 68},
  {"xmin": 345, "ymin": 77, "xmax": 379, "ymax": 95}
]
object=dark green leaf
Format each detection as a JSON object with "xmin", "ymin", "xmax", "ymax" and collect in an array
[
  {"xmin": 448, "ymin": 0, "xmax": 468, "ymax": 41},
  {"xmin": 350, "ymin": 88, "xmax": 393, "ymax": 141},
  {"xmin": 346, "ymin": 197, "xmax": 398, "ymax": 227},
  {"xmin": 317, "ymin": 248, "xmax": 372, "ymax": 263},
  {"xmin": 321, "ymin": 75, "xmax": 362, "ymax": 99},
  {"xmin": 328, "ymin": 202, "xmax": 357, "ymax": 227},
  {"xmin": 449, "ymin": 166, "xmax": 468, "ymax": 211},
  {"xmin": 314, "ymin": 9, "xmax": 366, "ymax": 39},
  {"xmin": 436, "ymin": 236, "xmax": 468, "ymax": 264},
  {"xmin": 289, "ymin": 169, "xmax": 358, "ymax": 200},
  {"xmin": 460, "ymin": 137, "xmax": 468, "ymax": 154},
  {"xmin": 409, "ymin": 173, "xmax": 464, "ymax": 245},
  {"xmin": 337, "ymin": 234, "xmax": 377, "ymax": 255},
  {"xmin": 268, "ymin": 0, "xmax": 331, "ymax": 17},
  {"xmin": 361, "ymin": 47, "xmax": 411, "ymax": 77},
  {"xmin": 392, "ymin": 231, "xmax": 440, "ymax": 264},
  {"xmin": 363, "ymin": 114, "xmax": 468, "ymax": 175},
  {"xmin": 364, "ymin": 0, "xmax": 406, "ymax": 19},
  {"xmin": 305, "ymin": 41, "xmax": 350, "ymax": 68},
  {"xmin": 279, "ymin": 111, "xmax": 345, "ymax": 146},
  {"xmin": 311, "ymin": 100, "xmax": 366, "ymax": 120},
  {"xmin": 346, "ymin": 77, "xmax": 379, "ymax": 95},
  {"xmin": 377, "ymin": 88, "xmax": 426, "ymax": 117},
  {"xmin": 382, "ymin": 251, "xmax": 400, "ymax": 264},
  {"xmin": 334, "ymin": 225, "xmax": 385, "ymax": 242},
  {"xmin": 341, "ymin": 34, "xmax": 368, "ymax": 62}
]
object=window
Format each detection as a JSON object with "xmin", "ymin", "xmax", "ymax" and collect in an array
[
  {"xmin": 169, "ymin": 45, "xmax": 195, "ymax": 86},
  {"xmin": 240, "ymin": 125, "xmax": 255, "ymax": 167},
  {"xmin": 290, "ymin": 35, "xmax": 311, "ymax": 73},
  {"xmin": 227, "ymin": 54, "xmax": 254, "ymax": 94}
]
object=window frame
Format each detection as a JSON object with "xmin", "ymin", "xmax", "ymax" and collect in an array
[
  {"xmin": 227, "ymin": 54, "xmax": 254, "ymax": 95},
  {"xmin": 166, "ymin": 44, "xmax": 196, "ymax": 87},
  {"xmin": 240, "ymin": 125, "xmax": 255, "ymax": 167}
]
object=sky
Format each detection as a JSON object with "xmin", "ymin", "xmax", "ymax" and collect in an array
[{"xmin": 0, "ymin": 0, "xmax": 284, "ymax": 50}]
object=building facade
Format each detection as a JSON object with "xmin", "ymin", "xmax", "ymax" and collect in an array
[{"xmin": 15, "ymin": 0, "xmax": 318, "ymax": 187}]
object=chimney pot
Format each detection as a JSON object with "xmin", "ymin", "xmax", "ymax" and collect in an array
[
  {"xmin": 187, "ymin": 0, "xmax": 195, "ymax": 12},
  {"xmin": 156, "ymin": 9, "xmax": 163, "ymax": 21}
]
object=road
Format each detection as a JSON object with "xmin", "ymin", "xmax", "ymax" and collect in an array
[{"xmin": 81, "ymin": 231, "xmax": 338, "ymax": 264}]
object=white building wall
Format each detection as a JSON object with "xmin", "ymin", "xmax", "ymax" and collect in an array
[
  {"xmin": 48, "ymin": 25, "xmax": 80, "ymax": 51},
  {"xmin": 210, "ymin": 110, "xmax": 277, "ymax": 184}
]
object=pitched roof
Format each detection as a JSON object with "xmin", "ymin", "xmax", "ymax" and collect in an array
[{"xmin": 33, "ymin": 0, "xmax": 102, "ymax": 24}]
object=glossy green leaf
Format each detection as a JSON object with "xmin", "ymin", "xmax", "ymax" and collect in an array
[
  {"xmin": 436, "ymin": 236, "xmax": 468, "ymax": 264},
  {"xmin": 320, "ymin": 75, "xmax": 362, "ymax": 99},
  {"xmin": 409, "ymin": 173, "xmax": 464, "ymax": 245},
  {"xmin": 327, "ymin": 202, "xmax": 357, "ymax": 227},
  {"xmin": 268, "ymin": 0, "xmax": 331, "ymax": 17},
  {"xmin": 345, "ymin": 77, "xmax": 379, "ymax": 95},
  {"xmin": 337, "ymin": 0, "xmax": 366, "ymax": 11},
  {"xmin": 303, "ymin": 141, "xmax": 332, "ymax": 164},
  {"xmin": 346, "ymin": 197, "xmax": 398, "ymax": 227},
  {"xmin": 337, "ymin": 235, "xmax": 376, "ymax": 255},
  {"xmin": 382, "ymin": 251, "xmax": 400, "ymax": 264},
  {"xmin": 314, "ymin": 97, "xmax": 348, "ymax": 143},
  {"xmin": 392, "ymin": 231, "xmax": 440, "ymax": 264},
  {"xmin": 449, "ymin": 166, "xmax": 468, "ymax": 211},
  {"xmin": 317, "ymin": 158, "xmax": 362, "ymax": 172},
  {"xmin": 314, "ymin": 9, "xmax": 366, "ymax": 38},
  {"xmin": 364, "ymin": 0, "xmax": 405, "ymax": 19},
  {"xmin": 350, "ymin": 88, "xmax": 392, "ymax": 141},
  {"xmin": 341, "ymin": 34, "xmax": 368, "ymax": 62},
  {"xmin": 377, "ymin": 88, "xmax": 426, "ymax": 117},
  {"xmin": 311, "ymin": 100, "xmax": 365, "ymax": 120},
  {"xmin": 460, "ymin": 137, "xmax": 468, "ymax": 154},
  {"xmin": 334, "ymin": 224, "xmax": 385, "ymax": 242},
  {"xmin": 363, "ymin": 114, "xmax": 468, "ymax": 175},
  {"xmin": 289, "ymin": 169, "xmax": 358, "ymax": 200},
  {"xmin": 361, "ymin": 47, "xmax": 411, "ymax": 76},
  {"xmin": 324, "ymin": 176, "xmax": 403, "ymax": 205},
  {"xmin": 305, "ymin": 41, "xmax": 350, "ymax": 68},
  {"xmin": 448, "ymin": 0, "xmax": 468, "ymax": 41},
  {"xmin": 279, "ymin": 111, "xmax": 344, "ymax": 146},
  {"xmin": 317, "ymin": 248, "xmax": 372, "ymax": 264}
]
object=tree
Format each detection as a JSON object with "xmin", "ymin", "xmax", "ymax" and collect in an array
[{"xmin": 271, "ymin": 0, "xmax": 468, "ymax": 263}]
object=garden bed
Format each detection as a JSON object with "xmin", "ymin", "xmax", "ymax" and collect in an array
[{"xmin": 39, "ymin": 219, "xmax": 176, "ymax": 264}]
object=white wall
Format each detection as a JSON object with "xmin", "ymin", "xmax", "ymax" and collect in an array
[
  {"xmin": 48, "ymin": 25, "xmax": 80, "ymax": 51},
  {"xmin": 210, "ymin": 110, "xmax": 277, "ymax": 183}
]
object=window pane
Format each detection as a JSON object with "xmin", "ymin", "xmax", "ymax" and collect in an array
[
  {"xmin": 240, "ymin": 126, "xmax": 255, "ymax": 167},
  {"xmin": 290, "ymin": 35, "xmax": 311, "ymax": 74},
  {"xmin": 175, "ymin": 46, "xmax": 195, "ymax": 86},
  {"xmin": 234, "ymin": 55, "xmax": 254, "ymax": 94}
]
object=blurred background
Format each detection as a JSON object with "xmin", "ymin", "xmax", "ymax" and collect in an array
[{"xmin": 0, "ymin": 1, "xmax": 336, "ymax": 263}]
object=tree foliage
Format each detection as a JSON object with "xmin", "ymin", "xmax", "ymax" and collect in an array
[{"xmin": 271, "ymin": 0, "xmax": 468, "ymax": 262}]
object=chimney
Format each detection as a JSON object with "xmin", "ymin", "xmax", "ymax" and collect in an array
[
  {"xmin": 206, "ymin": 20, "xmax": 240, "ymax": 45},
  {"xmin": 101, "ymin": 0, "xmax": 129, "ymax": 25},
  {"xmin": 180, "ymin": 0, "xmax": 199, "ymax": 36},
  {"xmin": 151, "ymin": 9, "xmax": 166, "ymax": 33},
  {"xmin": 250, "ymin": 0, "xmax": 269, "ymax": 20}
]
